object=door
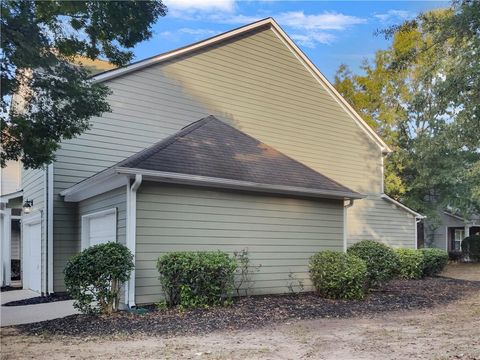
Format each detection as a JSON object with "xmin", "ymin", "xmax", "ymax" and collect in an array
[{"xmin": 23, "ymin": 217, "xmax": 42, "ymax": 293}]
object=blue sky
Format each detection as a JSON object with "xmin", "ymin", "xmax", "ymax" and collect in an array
[{"xmin": 132, "ymin": 0, "xmax": 449, "ymax": 81}]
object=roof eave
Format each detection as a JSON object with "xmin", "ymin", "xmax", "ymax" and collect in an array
[
  {"xmin": 381, "ymin": 194, "xmax": 425, "ymax": 218},
  {"xmin": 116, "ymin": 167, "xmax": 365, "ymax": 201}
]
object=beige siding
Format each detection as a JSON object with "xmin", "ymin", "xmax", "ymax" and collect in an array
[
  {"xmin": 78, "ymin": 187, "xmax": 127, "ymax": 246},
  {"xmin": 51, "ymin": 26, "xmax": 413, "ymax": 291},
  {"xmin": 135, "ymin": 183, "xmax": 344, "ymax": 305},
  {"xmin": 1, "ymin": 161, "xmax": 21, "ymax": 195},
  {"xmin": 348, "ymin": 196, "xmax": 416, "ymax": 248}
]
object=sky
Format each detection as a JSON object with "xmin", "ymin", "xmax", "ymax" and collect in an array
[{"xmin": 132, "ymin": 0, "xmax": 449, "ymax": 82}]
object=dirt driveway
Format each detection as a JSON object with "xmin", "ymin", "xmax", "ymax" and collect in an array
[{"xmin": 1, "ymin": 265, "xmax": 479, "ymax": 360}]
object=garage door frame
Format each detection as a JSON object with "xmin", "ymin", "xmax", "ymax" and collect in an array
[
  {"xmin": 81, "ymin": 208, "xmax": 117, "ymax": 249},
  {"xmin": 22, "ymin": 211, "xmax": 42, "ymax": 293}
]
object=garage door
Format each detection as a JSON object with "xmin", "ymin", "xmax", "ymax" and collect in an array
[
  {"xmin": 81, "ymin": 208, "xmax": 117, "ymax": 249},
  {"xmin": 22, "ymin": 214, "xmax": 42, "ymax": 293}
]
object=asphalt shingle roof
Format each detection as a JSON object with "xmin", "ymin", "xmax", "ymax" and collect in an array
[{"xmin": 117, "ymin": 115, "xmax": 359, "ymax": 196}]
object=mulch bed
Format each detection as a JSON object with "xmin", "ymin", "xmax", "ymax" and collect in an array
[
  {"xmin": 3, "ymin": 293, "xmax": 71, "ymax": 307},
  {"xmin": 0, "ymin": 286, "xmax": 22, "ymax": 293},
  {"xmin": 13, "ymin": 277, "xmax": 480, "ymax": 338}
]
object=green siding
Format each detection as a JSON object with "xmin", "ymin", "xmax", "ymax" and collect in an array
[{"xmin": 135, "ymin": 183, "xmax": 344, "ymax": 305}]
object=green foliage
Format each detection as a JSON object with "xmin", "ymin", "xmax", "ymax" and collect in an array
[
  {"xmin": 347, "ymin": 240, "xmax": 400, "ymax": 287},
  {"xmin": 334, "ymin": 2, "xmax": 480, "ymax": 219},
  {"xmin": 309, "ymin": 251, "xmax": 368, "ymax": 300},
  {"xmin": 420, "ymin": 248, "xmax": 449, "ymax": 276},
  {"xmin": 395, "ymin": 249, "xmax": 424, "ymax": 279},
  {"xmin": 461, "ymin": 235, "xmax": 480, "ymax": 262},
  {"xmin": 64, "ymin": 242, "xmax": 134, "ymax": 314},
  {"xmin": 156, "ymin": 251, "xmax": 237, "ymax": 308},
  {"xmin": 1, "ymin": 1, "xmax": 166, "ymax": 168},
  {"xmin": 233, "ymin": 248, "xmax": 261, "ymax": 297}
]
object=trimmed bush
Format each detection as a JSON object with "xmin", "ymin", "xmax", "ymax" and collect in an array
[
  {"xmin": 309, "ymin": 251, "xmax": 368, "ymax": 300},
  {"xmin": 395, "ymin": 249, "xmax": 424, "ymax": 279},
  {"xmin": 420, "ymin": 248, "xmax": 448, "ymax": 276},
  {"xmin": 64, "ymin": 242, "xmax": 134, "ymax": 314},
  {"xmin": 157, "ymin": 251, "xmax": 237, "ymax": 308},
  {"xmin": 461, "ymin": 235, "xmax": 480, "ymax": 262},
  {"xmin": 347, "ymin": 240, "xmax": 399, "ymax": 287}
]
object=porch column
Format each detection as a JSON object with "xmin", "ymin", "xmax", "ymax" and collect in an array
[
  {"xmin": 1, "ymin": 208, "xmax": 12, "ymax": 286},
  {"xmin": 465, "ymin": 224, "xmax": 470, "ymax": 239}
]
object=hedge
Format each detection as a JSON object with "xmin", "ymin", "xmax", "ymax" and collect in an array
[
  {"xmin": 157, "ymin": 251, "xmax": 237, "ymax": 308},
  {"xmin": 395, "ymin": 248, "xmax": 424, "ymax": 279},
  {"xmin": 420, "ymin": 248, "xmax": 448, "ymax": 276},
  {"xmin": 309, "ymin": 251, "xmax": 368, "ymax": 300},
  {"xmin": 347, "ymin": 240, "xmax": 399, "ymax": 287}
]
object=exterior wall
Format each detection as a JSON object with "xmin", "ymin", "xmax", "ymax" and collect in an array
[
  {"xmin": 1, "ymin": 160, "xmax": 21, "ymax": 195},
  {"xmin": 426, "ymin": 212, "xmax": 465, "ymax": 250},
  {"xmin": 135, "ymin": 183, "xmax": 344, "ymax": 305},
  {"xmin": 50, "ymin": 26, "xmax": 413, "ymax": 291},
  {"xmin": 78, "ymin": 186, "xmax": 127, "ymax": 247},
  {"xmin": 348, "ymin": 196, "xmax": 417, "ymax": 248}
]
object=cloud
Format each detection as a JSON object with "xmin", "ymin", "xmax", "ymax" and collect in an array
[
  {"xmin": 178, "ymin": 28, "xmax": 218, "ymax": 36},
  {"xmin": 164, "ymin": 0, "xmax": 235, "ymax": 12},
  {"xmin": 374, "ymin": 10, "xmax": 416, "ymax": 23},
  {"xmin": 291, "ymin": 32, "xmax": 336, "ymax": 48},
  {"xmin": 276, "ymin": 11, "xmax": 367, "ymax": 31}
]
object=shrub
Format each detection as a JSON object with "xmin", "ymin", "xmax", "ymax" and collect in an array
[
  {"xmin": 64, "ymin": 242, "xmax": 134, "ymax": 314},
  {"xmin": 395, "ymin": 249, "xmax": 424, "ymax": 279},
  {"xmin": 309, "ymin": 251, "xmax": 367, "ymax": 300},
  {"xmin": 420, "ymin": 248, "xmax": 449, "ymax": 276},
  {"xmin": 347, "ymin": 240, "xmax": 399, "ymax": 287},
  {"xmin": 461, "ymin": 235, "xmax": 480, "ymax": 262},
  {"xmin": 157, "ymin": 251, "xmax": 237, "ymax": 308}
]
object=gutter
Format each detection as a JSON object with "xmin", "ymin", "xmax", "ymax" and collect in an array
[
  {"xmin": 126, "ymin": 174, "xmax": 142, "ymax": 308},
  {"xmin": 116, "ymin": 168, "xmax": 365, "ymax": 201}
]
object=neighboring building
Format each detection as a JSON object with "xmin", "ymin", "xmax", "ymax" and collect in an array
[
  {"xmin": 3, "ymin": 18, "xmax": 423, "ymax": 304},
  {"xmin": 425, "ymin": 211, "xmax": 480, "ymax": 251}
]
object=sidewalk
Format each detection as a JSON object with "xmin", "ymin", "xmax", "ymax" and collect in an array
[{"xmin": 1, "ymin": 289, "xmax": 79, "ymax": 327}]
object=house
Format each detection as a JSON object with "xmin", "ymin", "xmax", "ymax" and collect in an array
[
  {"xmin": 1, "ymin": 18, "xmax": 423, "ymax": 305},
  {"xmin": 425, "ymin": 211, "xmax": 480, "ymax": 251}
]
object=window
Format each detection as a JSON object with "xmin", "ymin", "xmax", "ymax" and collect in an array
[
  {"xmin": 81, "ymin": 208, "xmax": 117, "ymax": 249},
  {"xmin": 453, "ymin": 229, "xmax": 465, "ymax": 251}
]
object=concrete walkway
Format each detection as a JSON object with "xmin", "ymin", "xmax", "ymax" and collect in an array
[{"xmin": 1, "ymin": 289, "xmax": 79, "ymax": 327}]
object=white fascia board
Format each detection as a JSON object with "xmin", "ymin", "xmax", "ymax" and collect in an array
[
  {"xmin": 91, "ymin": 18, "xmax": 273, "ymax": 83},
  {"xmin": 0, "ymin": 190, "xmax": 23, "ymax": 203},
  {"xmin": 61, "ymin": 169, "xmax": 128, "ymax": 202},
  {"xmin": 381, "ymin": 194, "xmax": 425, "ymax": 218},
  {"xmin": 116, "ymin": 167, "xmax": 365, "ymax": 200},
  {"xmin": 90, "ymin": 17, "xmax": 390, "ymax": 154}
]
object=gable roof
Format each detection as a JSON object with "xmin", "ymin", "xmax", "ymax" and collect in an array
[
  {"xmin": 90, "ymin": 18, "xmax": 392, "ymax": 154},
  {"xmin": 61, "ymin": 116, "xmax": 364, "ymax": 202}
]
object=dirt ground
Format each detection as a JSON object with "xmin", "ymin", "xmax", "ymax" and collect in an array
[{"xmin": 1, "ymin": 264, "xmax": 479, "ymax": 360}]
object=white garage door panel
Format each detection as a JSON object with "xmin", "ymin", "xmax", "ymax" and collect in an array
[
  {"xmin": 23, "ymin": 215, "xmax": 42, "ymax": 293},
  {"xmin": 82, "ymin": 209, "xmax": 117, "ymax": 248}
]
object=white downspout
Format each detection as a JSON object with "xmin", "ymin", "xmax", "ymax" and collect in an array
[
  {"xmin": 1, "ymin": 208, "xmax": 12, "ymax": 286},
  {"xmin": 46, "ymin": 163, "xmax": 54, "ymax": 294},
  {"xmin": 343, "ymin": 199, "xmax": 354, "ymax": 252},
  {"xmin": 127, "ymin": 174, "xmax": 142, "ymax": 308}
]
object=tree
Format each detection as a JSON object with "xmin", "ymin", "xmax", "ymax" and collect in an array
[
  {"xmin": 1, "ymin": 1, "xmax": 167, "ymax": 168},
  {"xmin": 334, "ymin": 1, "xmax": 480, "ymax": 221}
]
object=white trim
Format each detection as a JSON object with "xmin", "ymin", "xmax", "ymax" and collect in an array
[
  {"xmin": 380, "ymin": 194, "xmax": 425, "ymax": 218},
  {"xmin": 343, "ymin": 199, "xmax": 354, "ymax": 252},
  {"xmin": 1, "ymin": 208, "xmax": 12, "ymax": 286},
  {"xmin": 61, "ymin": 169, "xmax": 127, "ymax": 202},
  {"xmin": 0, "ymin": 190, "xmax": 23, "ymax": 203},
  {"xmin": 443, "ymin": 211, "xmax": 466, "ymax": 222},
  {"xmin": 90, "ymin": 18, "xmax": 391, "ymax": 153},
  {"xmin": 126, "ymin": 174, "xmax": 142, "ymax": 308},
  {"xmin": 47, "ymin": 163, "xmax": 54, "ymax": 293},
  {"xmin": 118, "ymin": 168, "xmax": 365, "ymax": 200},
  {"xmin": 445, "ymin": 226, "xmax": 449, "ymax": 251},
  {"xmin": 80, "ymin": 208, "xmax": 117, "ymax": 250}
]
